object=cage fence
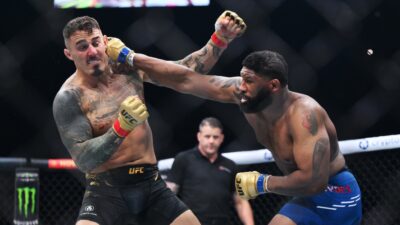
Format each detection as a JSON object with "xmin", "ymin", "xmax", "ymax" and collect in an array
[{"xmin": 0, "ymin": 149, "xmax": 399, "ymax": 225}]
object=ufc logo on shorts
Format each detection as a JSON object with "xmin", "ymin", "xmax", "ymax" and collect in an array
[{"xmin": 129, "ymin": 167, "xmax": 144, "ymax": 174}]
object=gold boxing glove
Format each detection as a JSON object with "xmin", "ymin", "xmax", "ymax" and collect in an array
[
  {"xmin": 211, "ymin": 10, "xmax": 247, "ymax": 48},
  {"xmin": 235, "ymin": 171, "xmax": 270, "ymax": 200},
  {"xmin": 112, "ymin": 96, "xmax": 149, "ymax": 137},
  {"xmin": 106, "ymin": 37, "xmax": 135, "ymax": 66}
]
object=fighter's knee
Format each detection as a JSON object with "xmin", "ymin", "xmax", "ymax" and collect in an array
[
  {"xmin": 76, "ymin": 219, "xmax": 100, "ymax": 225},
  {"xmin": 269, "ymin": 214, "xmax": 296, "ymax": 225},
  {"xmin": 171, "ymin": 210, "xmax": 201, "ymax": 225}
]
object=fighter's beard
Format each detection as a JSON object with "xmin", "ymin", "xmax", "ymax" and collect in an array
[
  {"xmin": 239, "ymin": 88, "xmax": 272, "ymax": 113},
  {"xmin": 92, "ymin": 65, "xmax": 104, "ymax": 77}
]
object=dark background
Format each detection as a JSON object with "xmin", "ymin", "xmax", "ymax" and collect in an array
[{"xmin": 1, "ymin": 0, "xmax": 399, "ymax": 161}]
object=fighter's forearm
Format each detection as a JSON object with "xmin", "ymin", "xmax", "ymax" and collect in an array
[
  {"xmin": 70, "ymin": 129, "xmax": 123, "ymax": 173},
  {"xmin": 174, "ymin": 41, "xmax": 225, "ymax": 74},
  {"xmin": 268, "ymin": 170, "xmax": 328, "ymax": 197},
  {"xmin": 135, "ymin": 53, "xmax": 193, "ymax": 86},
  {"xmin": 268, "ymin": 138, "xmax": 330, "ymax": 196}
]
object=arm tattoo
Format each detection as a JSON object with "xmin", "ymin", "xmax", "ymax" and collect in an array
[
  {"xmin": 126, "ymin": 75, "xmax": 144, "ymax": 97},
  {"xmin": 311, "ymin": 138, "xmax": 329, "ymax": 180},
  {"xmin": 210, "ymin": 77, "xmax": 242, "ymax": 102},
  {"xmin": 209, "ymin": 77, "xmax": 239, "ymax": 89},
  {"xmin": 176, "ymin": 42, "xmax": 224, "ymax": 74},
  {"xmin": 301, "ymin": 111, "xmax": 318, "ymax": 135},
  {"xmin": 53, "ymin": 88, "xmax": 124, "ymax": 172},
  {"xmin": 210, "ymin": 43, "xmax": 223, "ymax": 58},
  {"xmin": 193, "ymin": 57, "xmax": 206, "ymax": 74},
  {"xmin": 176, "ymin": 55, "xmax": 193, "ymax": 68},
  {"xmin": 74, "ymin": 129, "xmax": 123, "ymax": 172},
  {"xmin": 177, "ymin": 47, "xmax": 208, "ymax": 74}
]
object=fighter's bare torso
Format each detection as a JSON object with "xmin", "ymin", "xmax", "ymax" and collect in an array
[
  {"xmin": 59, "ymin": 65, "xmax": 156, "ymax": 173},
  {"xmin": 243, "ymin": 92, "xmax": 345, "ymax": 176}
]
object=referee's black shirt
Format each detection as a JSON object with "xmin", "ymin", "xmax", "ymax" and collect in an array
[{"xmin": 167, "ymin": 147, "xmax": 238, "ymax": 222}]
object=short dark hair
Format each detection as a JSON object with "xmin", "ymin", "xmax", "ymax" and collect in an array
[
  {"xmin": 63, "ymin": 16, "xmax": 101, "ymax": 42},
  {"xmin": 242, "ymin": 50, "xmax": 288, "ymax": 86},
  {"xmin": 199, "ymin": 117, "xmax": 223, "ymax": 132}
]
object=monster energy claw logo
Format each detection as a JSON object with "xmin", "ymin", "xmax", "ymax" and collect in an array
[{"xmin": 17, "ymin": 187, "xmax": 36, "ymax": 218}]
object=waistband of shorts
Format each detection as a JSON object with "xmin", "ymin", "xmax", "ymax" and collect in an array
[
  {"xmin": 328, "ymin": 166, "xmax": 356, "ymax": 185},
  {"xmin": 86, "ymin": 164, "xmax": 159, "ymax": 186}
]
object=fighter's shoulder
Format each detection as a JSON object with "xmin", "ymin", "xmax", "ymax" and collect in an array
[
  {"xmin": 288, "ymin": 93, "xmax": 325, "ymax": 118},
  {"xmin": 289, "ymin": 93, "xmax": 323, "ymax": 113},
  {"xmin": 53, "ymin": 85, "xmax": 82, "ymax": 110}
]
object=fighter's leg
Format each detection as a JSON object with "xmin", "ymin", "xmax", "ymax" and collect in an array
[
  {"xmin": 76, "ymin": 220, "xmax": 99, "ymax": 225},
  {"xmin": 269, "ymin": 214, "xmax": 296, "ymax": 225},
  {"xmin": 76, "ymin": 183, "xmax": 128, "ymax": 225},
  {"xmin": 170, "ymin": 210, "xmax": 201, "ymax": 225},
  {"xmin": 141, "ymin": 177, "xmax": 197, "ymax": 225}
]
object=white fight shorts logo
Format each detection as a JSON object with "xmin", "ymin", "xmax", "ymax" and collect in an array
[{"xmin": 84, "ymin": 205, "xmax": 94, "ymax": 212}]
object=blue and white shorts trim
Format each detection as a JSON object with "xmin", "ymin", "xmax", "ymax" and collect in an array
[{"xmin": 279, "ymin": 170, "xmax": 362, "ymax": 225}]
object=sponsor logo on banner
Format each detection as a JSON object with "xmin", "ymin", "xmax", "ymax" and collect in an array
[
  {"xmin": 264, "ymin": 151, "xmax": 274, "ymax": 161},
  {"xmin": 17, "ymin": 187, "xmax": 37, "ymax": 218},
  {"xmin": 359, "ymin": 140, "xmax": 369, "ymax": 150},
  {"xmin": 359, "ymin": 136, "xmax": 400, "ymax": 151}
]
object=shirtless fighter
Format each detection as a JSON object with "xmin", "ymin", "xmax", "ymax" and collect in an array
[
  {"xmin": 105, "ymin": 43, "xmax": 362, "ymax": 224},
  {"xmin": 53, "ymin": 11, "xmax": 246, "ymax": 225}
]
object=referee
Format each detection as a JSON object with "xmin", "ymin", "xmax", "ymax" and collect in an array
[{"xmin": 166, "ymin": 117, "xmax": 254, "ymax": 225}]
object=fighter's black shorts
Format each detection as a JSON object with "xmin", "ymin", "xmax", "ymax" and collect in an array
[{"xmin": 77, "ymin": 164, "xmax": 189, "ymax": 225}]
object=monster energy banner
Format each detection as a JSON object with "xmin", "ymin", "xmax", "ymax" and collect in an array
[{"xmin": 14, "ymin": 168, "xmax": 39, "ymax": 225}]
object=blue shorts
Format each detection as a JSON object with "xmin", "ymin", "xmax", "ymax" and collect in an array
[{"xmin": 279, "ymin": 169, "xmax": 362, "ymax": 225}]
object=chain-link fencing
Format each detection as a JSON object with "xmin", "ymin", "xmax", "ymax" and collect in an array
[{"xmin": 0, "ymin": 148, "xmax": 399, "ymax": 225}]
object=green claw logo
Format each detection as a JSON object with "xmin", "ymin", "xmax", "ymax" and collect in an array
[{"xmin": 17, "ymin": 187, "xmax": 36, "ymax": 218}]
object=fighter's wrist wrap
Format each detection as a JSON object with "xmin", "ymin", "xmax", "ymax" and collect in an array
[
  {"xmin": 210, "ymin": 32, "xmax": 228, "ymax": 48},
  {"xmin": 112, "ymin": 119, "xmax": 130, "ymax": 137},
  {"xmin": 117, "ymin": 47, "xmax": 130, "ymax": 63},
  {"xmin": 256, "ymin": 174, "xmax": 271, "ymax": 194},
  {"xmin": 126, "ymin": 51, "xmax": 135, "ymax": 67},
  {"xmin": 117, "ymin": 47, "xmax": 135, "ymax": 66}
]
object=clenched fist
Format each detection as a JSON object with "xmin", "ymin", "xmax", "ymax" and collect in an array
[
  {"xmin": 213, "ymin": 10, "xmax": 247, "ymax": 46},
  {"xmin": 106, "ymin": 37, "xmax": 135, "ymax": 66},
  {"xmin": 113, "ymin": 96, "xmax": 149, "ymax": 137},
  {"xmin": 235, "ymin": 171, "xmax": 270, "ymax": 200}
]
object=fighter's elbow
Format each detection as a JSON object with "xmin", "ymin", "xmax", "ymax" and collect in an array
[
  {"xmin": 74, "ymin": 159, "xmax": 94, "ymax": 173},
  {"xmin": 179, "ymin": 78, "xmax": 197, "ymax": 94},
  {"xmin": 307, "ymin": 177, "xmax": 329, "ymax": 195},
  {"xmin": 310, "ymin": 183, "xmax": 327, "ymax": 195},
  {"xmin": 74, "ymin": 154, "xmax": 100, "ymax": 173}
]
